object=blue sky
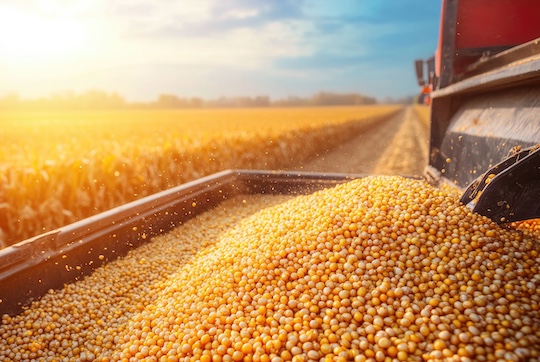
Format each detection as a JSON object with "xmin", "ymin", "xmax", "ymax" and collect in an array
[{"xmin": 0, "ymin": 0, "xmax": 442, "ymax": 102}]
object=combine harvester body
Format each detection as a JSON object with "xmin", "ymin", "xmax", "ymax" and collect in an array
[
  {"xmin": 2, "ymin": 0, "xmax": 540, "ymax": 315},
  {"xmin": 416, "ymin": 0, "xmax": 540, "ymax": 222}
]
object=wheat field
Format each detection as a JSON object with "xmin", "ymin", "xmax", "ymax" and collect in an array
[{"xmin": 0, "ymin": 105, "xmax": 400, "ymax": 247}]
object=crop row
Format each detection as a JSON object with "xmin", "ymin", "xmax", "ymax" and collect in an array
[{"xmin": 0, "ymin": 106, "xmax": 400, "ymax": 247}]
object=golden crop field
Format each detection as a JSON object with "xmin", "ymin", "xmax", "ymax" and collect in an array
[
  {"xmin": 413, "ymin": 104, "xmax": 430, "ymax": 126},
  {"xmin": 0, "ymin": 105, "xmax": 400, "ymax": 247}
]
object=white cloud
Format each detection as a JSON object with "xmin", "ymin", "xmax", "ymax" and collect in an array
[
  {"xmin": 1, "ymin": 0, "xmax": 314, "ymax": 97},
  {"xmin": 0, "ymin": 0, "xmax": 439, "ymax": 100},
  {"xmin": 220, "ymin": 8, "xmax": 259, "ymax": 20}
]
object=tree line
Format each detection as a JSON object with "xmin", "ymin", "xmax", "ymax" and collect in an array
[{"xmin": 0, "ymin": 90, "xmax": 383, "ymax": 110}]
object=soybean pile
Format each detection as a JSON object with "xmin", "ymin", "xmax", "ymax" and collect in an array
[{"xmin": 1, "ymin": 176, "xmax": 539, "ymax": 362}]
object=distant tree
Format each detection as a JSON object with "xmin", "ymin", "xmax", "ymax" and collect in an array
[
  {"xmin": 272, "ymin": 92, "xmax": 377, "ymax": 107},
  {"xmin": 156, "ymin": 94, "xmax": 183, "ymax": 108},
  {"xmin": 189, "ymin": 97, "xmax": 203, "ymax": 108},
  {"xmin": 254, "ymin": 96, "xmax": 270, "ymax": 107},
  {"xmin": 35, "ymin": 90, "xmax": 127, "ymax": 110},
  {"xmin": 311, "ymin": 92, "xmax": 377, "ymax": 106},
  {"xmin": 204, "ymin": 96, "xmax": 270, "ymax": 108},
  {"xmin": 80, "ymin": 90, "xmax": 125, "ymax": 109},
  {"xmin": 154, "ymin": 94, "xmax": 205, "ymax": 108},
  {"xmin": 272, "ymin": 96, "xmax": 310, "ymax": 107},
  {"xmin": 0, "ymin": 90, "xmax": 381, "ymax": 110}
]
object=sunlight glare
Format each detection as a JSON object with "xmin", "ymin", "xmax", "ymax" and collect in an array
[{"xmin": 0, "ymin": 4, "xmax": 87, "ymax": 61}]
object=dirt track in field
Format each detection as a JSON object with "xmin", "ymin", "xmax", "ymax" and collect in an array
[{"xmin": 288, "ymin": 106, "xmax": 429, "ymax": 177}]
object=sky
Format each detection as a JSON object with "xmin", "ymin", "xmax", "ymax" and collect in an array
[{"xmin": 0, "ymin": 0, "xmax": 442, "ymax": 102}]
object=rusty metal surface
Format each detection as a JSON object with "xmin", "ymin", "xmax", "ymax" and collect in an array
[{"xmin": 430, "ymin": 84, "xmax": 540, "ymax": 188}]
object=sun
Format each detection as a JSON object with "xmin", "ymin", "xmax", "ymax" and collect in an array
[{"xmin": 0, "ymin": 3, "xmax": 87, "ymax": 63}]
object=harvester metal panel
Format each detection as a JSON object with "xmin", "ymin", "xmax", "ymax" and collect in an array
[{"xmin": 428, "ymin": 38, "xmax": 540, "ymax": 189}]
